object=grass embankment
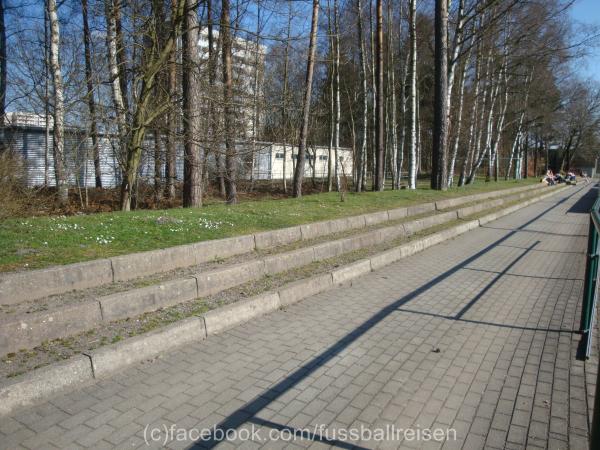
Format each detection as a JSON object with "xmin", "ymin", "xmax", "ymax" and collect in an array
[{"xmin": 0, "ymin": 179, "xmax": 537, "ymax": 272}]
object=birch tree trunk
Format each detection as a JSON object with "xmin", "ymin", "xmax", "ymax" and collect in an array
[
  {"xmin": 369, "ymin": 0, "xmax": 376, "ymax": 190},
  {"xmin": 114, "ymin": 0, "xmax": 128, "ymax": 114},
  {"xmin": 292, "ymin": 0, "xmax": 319, "ymax": 198},
  {"xmin": 447, "ymin": 56, "xmax": 468, "ymax": 187},
  {"xmin": 408, "ymin": 0, "xmax": 417, "ymax": 189},
  {"xmin": 327, "ymin": 69, "xmax": 333, "ymax": 190},
  {"xmin": 514, "ymin": 136, "xmax": 522, "ymax": 179},
  {"xmin": 505, "ymin": 70, "xmax": 533, "ymax": 179},
  {"xmin": 44, "ymin": 6, "xmax": 50, "ymax": 185},
  {"xmin": 182, "ymin": 0, "xmax": 203, "ymax": 207},
  {"xmin": 105, "ymin": 0, "xmax": 127, "ymax": 164},
  {"xmin": 489, "ymin": 60, "xmax": 509, "ymax": 182},
  {"xmin": 334, "ymin": 0, "xmax": 341, "ymax": 191},
  {"xmin": 533, "ymin": 136, "xmax": 539, "ymax": 177},
  {"xmin": 447, "ymin": 33, "xmax": 474, "ymax": 187},
  {"xmin": 458, "ymin": 29, "xmax": 482, "ymax": 187},
  {"xmin": 523, "ymin": 134, "xmax": 528, "ymax": 179},
  {"xmin": 506, "ymin": 132, "xmax": 521, "ymax": 180},
  {"xmin": 397, "ymin": 51, "xmax": 409, "ymax": 189},
  {"xmin": 48, "ymin": 0, "xmax": 68, "ymax": 204},
  {"xmin": 81, "ymin": 0, "xmax": 101, "ymax": 187},
  {"xmin": 466, "ymin": 46, "xmax": 496, "ymax": 184},
  {"xmin": 446, "ymin": 0, "xmax": 465, "ymax": 119},
  {"xmin": 479, "ymin": 78, "xmax": 499, "ymax": 183},
  {"xmin": 416, "ymin": 79, "xmax": 421, "ymax": 174}
]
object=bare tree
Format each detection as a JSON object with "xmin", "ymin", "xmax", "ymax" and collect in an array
[
  {"xmin": 206, "ymin": 0, "xmax": 225, "ymax": 198},
  {"xmin": 326, "ymin": 0, "xmax": 334, "ymax": 191},
  {"xmin": 467, "ymin": 39, "xmax": 497, "ymax": 185},
  {"xmin": 333, "ymin": 0, "xmax": 341, "ymax": 191},
  {"xmin": 165, "ymin": 0, "xmax": 179, "ymax": 201},
  {"xmin": 447, "ymin": 30, "xmax": 475, "ymax": 186},
  {"xmin": 506, "ymin": 70, "xmax": 533, "ymax": 179},
  {"xmin": 48, "ymin": 0, "xmax": 68, "ymax": 204},
  {"xmin": 407, "ymin": 0, "xmax": 417, "ymax": 189},
  {"xmin": 292, "ymin": 0, "xmax": 320, "ymax": 198},
  {"xmin": 373, "ymin": 0, "xmax": 384, "ymax": 191},
  {"xmin": 113, "ymin": 0, "xmax": 128, "ymax": 114},
  {"xmin": 281, "ymin": 0, "xmax": 292, "ymax": 193},
  {"xmin": 458, "ymin": 24, "xmax": 483, "ymax": 187},
  {"xmin": 249, "ymin": 0, "xmax": 263, "ymax": 192},
  {"xmin": 182, "ymin": 0, "xmax": 203, "ymax": 207},
  {"xmin": 4, "ymin": 0, "xmax": 597, "ymax": 212},
  {"xmin": 221, "ymin": 0, "xmax": 237, "ymax": 203},
  {"xmin": 119, "ymin": 0, "xmax": 184, "ymax": 210},
  {"xmin": 81, "ymin": 0, "xmax": 101, "ymax": 188},
  {"xmin": 386, "ymin": 0, "xmax": 398, "ymax": 189},
  {"xmin": 355, "ymin": 0, "xmax": 367, "ymax": 192},
  {"xmin": 489, "ymin": 46, "xmax": 510, "ymax": 182},
  {"xmin": 0, "ymin": 0, "xmax": 6, "ymax": 125},
  {"xmin": 104, "ymin": 0, "xmax": 127, "ymax": 161},
  {"xmin": 44, "ymin": 5, "xmax": 50, "ymax": 186},
  {"xmin": 432, "ymin": 0, "xmax": 449, "ymax": 190},
  {"xmin": 446, "ymin": 0, "xmax": 466, "ymax": 119},
  {"xmin": 369, "ymin": 0, "xmax": 376, "ymax": 189},
  {"xmin": 396, "ymin": 50, "xmax": 409, "ymax": 189}
]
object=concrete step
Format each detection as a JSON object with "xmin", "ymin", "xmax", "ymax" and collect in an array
[
  {"xmin": 0, "ymin": 184, "xmax": 554, "ymax": 356},
  {"xmin": 0, "ymin": 184, "xmax": 545, "ymax": 305}
]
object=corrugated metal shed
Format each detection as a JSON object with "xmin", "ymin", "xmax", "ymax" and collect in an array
[
  {"xmin": 0, "ymin": 125, "xmax": 178, "ymax": 188},
  {"xmin": 0, "ymin": 123, "xmax": 352, "ymax": 186}
]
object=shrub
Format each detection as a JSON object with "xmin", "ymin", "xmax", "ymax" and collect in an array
[{"xmin": 0, "ymin": 149, "xmax": 34, "ymax": 219}]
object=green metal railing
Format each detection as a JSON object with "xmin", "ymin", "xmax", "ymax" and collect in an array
[
  {"xmin": 581, "ymin": 195, "xmax": 600, "ymax": 357},
  {"xmin": 582, "ymin": 191, "xmax": 600, "ymax": 449}
]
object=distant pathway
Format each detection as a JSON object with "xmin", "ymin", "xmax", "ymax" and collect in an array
[{"xmin": 0, "ymin": 184, "xmax": 597, "ymax": 450}]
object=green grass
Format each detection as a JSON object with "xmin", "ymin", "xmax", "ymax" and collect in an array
[{"xmin": 0, "ymin": 178, "xmax": 537, "ymax": 272}]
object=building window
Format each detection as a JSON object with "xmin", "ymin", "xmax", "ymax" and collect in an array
[
  {"xmin": 275, "ymin": 153, "xmax": 284, "ymax": 159},
  {"xmin": 319, "ymin": 155, "xmax": 328, "ymax": 161}
]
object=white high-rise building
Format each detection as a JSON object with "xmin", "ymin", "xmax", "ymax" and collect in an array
[{"xmin": 197, "ymin": 29, "xmax": 267, "ymax": 141}]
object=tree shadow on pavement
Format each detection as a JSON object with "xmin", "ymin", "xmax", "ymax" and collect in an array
[
  {"xmin": 567, "ymin": 184, "xmax": 599, "ymax": 214},
  {"xmin": 188, "ymin": 184, "xmax": 591, "ymax": 449}
]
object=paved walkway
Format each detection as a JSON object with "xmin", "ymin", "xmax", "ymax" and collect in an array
[{"xmin": 1, "ymin": 184, "xmax": 598, "ymax": 450}]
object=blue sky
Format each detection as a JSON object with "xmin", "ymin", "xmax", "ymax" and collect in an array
[{"xmin": 569, "ymin": 0, "xmax": 600, "ymax": 82}]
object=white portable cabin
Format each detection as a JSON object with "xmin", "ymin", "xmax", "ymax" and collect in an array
[{"xmin": 252, "ymin": 142, "xmax": 353, "ymax": 181}]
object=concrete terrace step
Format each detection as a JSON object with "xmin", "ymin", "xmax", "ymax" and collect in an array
[
  {"xmin": 0, "ymin": 183, "xmax": 544, "ymax": 306},
  {"xmin": 0, "ymin": 184, "xmax": 571, "ymax": 416},
  {"xmin": 0, "ymin": 184, "xmax": 553, "ymax": 356}
]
